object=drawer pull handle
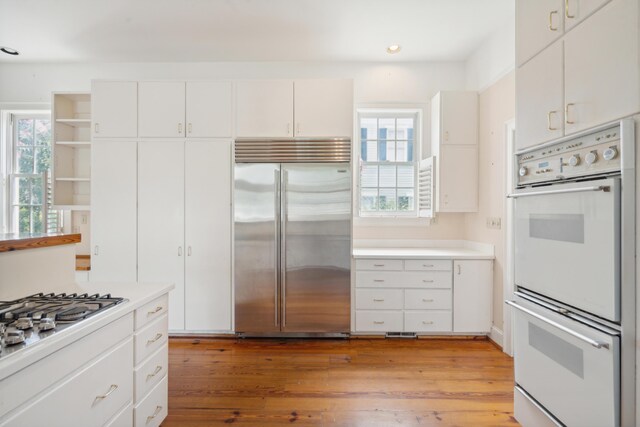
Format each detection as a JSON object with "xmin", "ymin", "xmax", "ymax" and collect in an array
[
  {"xmin": 422, "ymin": 321, "xmax": 434, "ymax": 325},
  {"xmin": 423, "ymin": 280, "xmax": 434, "ymax": 283},
  {"xmin": 148, "ymin": 306, "xmax": 163, "ymax": 316},
  {"xmin": 147, "ymin": 333, "xmax": 163, "ymax": 345},
  {"xmin": 373, "ymin": 298, "xmax": 385, "ymax": 302},
  {"xmin": 373, "ymin": 321, "xmax": 385, "ymax": 325},
  {"xmin": 373, "ymin": 279, "xmax": 385, "ymax": 283},
  {"xmin": 93, "ymin": 384, "xmax": 118, "ymax": 405},
  {"xmin": 422, "ymin": 298, "xmax": 434, "ymax": 302},
  {"xmin": 373, "ymin": 264, "xmax": 385, "ymax": 267},
  {"xmin": 147, "ymin": 365, "xmax": 163, "ymax": 381},
  {"xmin": 549, "ymin": 10, "xmax": 559, "ymax": 31},
  {"xmin": 147, "ymin": 406, "xmax": 163, "ymax": 424},
  {"xmin": 422, "ymin": 264, "xmax": 434, "ymax": 267}
]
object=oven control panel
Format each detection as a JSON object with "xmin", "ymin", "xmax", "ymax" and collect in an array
[{"xmin": 516, "ymin": 125, "xmax": 621, "ymax": 186}]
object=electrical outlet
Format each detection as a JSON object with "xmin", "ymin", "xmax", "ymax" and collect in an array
[{"xmin": 486, "ymin": 217, "xmax": 502, "ymax": 230}]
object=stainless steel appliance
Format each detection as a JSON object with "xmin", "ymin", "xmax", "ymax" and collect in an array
[
  {"xmin": 0, "ymin": 293, "xmax": 125, "ymax": 359},
  {"xmin": 234, "ymin": 138, "xmax": 351, "ymax": 337},
  {"xmin": 507, "ymin": 119, "xmax": 636, "ymax": 427}
]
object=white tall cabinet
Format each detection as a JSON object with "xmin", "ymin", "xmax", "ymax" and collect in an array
[
  {"xmin": 137, "ymin": 140, "xmax": 232, "ymax": 332},
  {"xmin": 138, "ymin": 141, "xmax": 186, "ymax": 331},
  {"xmin": 90, "ymin": 141, "xmax": 137, "ymax": 282}
]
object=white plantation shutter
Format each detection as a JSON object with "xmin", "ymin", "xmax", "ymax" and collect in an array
[{"xmin": 418, "ymin": 156, "xmax": 435, "ymax": 218}]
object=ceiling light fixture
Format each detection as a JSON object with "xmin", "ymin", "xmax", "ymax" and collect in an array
[
  {"xmin": 0, "ymin": 47, "xmax": 19, "ymax": 56},
  {"xmin": 386, "ymin": 44, "xmax": 401, "ymax": 54}
]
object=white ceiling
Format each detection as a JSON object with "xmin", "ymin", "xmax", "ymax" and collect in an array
[{"xmin": 0, "ymin": 0, "xmax": 514, "ymax": 63}]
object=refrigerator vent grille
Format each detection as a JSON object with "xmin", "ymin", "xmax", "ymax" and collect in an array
[{"xmin": 235, "ymin": 139, "xmax": 351, "ymax": 163}]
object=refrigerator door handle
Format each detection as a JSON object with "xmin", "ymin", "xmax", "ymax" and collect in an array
[
  {"xmin": 274, "ymin": 169, "xmax": 281, "ymax": 328},
  {"xmin": 281, "ymin": 168, "xmax": 288, "ymax": 328}
]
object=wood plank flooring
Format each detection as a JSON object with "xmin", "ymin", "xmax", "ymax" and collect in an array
[{"xmin": 164, "ymin": 337, "xmax": 518, "ymax": 427}]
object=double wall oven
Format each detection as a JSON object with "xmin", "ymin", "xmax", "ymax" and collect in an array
[{"xmin": 508, "ymin": 119, "xmax": 636, "ymax": 427}]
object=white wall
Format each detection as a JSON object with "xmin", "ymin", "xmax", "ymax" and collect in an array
[{"xmin": 465, "ymin": 18, "xmax": 515, "ymax": 92}]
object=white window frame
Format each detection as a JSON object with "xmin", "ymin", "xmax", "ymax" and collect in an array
[{"xmin": 355, "ymin": 107, "xmax": 423, "ymax": 219}]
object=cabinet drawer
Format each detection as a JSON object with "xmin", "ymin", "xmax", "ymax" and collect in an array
[
  {"xmin": 404, "ymin": 259, "xmax": 452, "ymax": 271},
  {"xmin": 356, "ymin": 289, "xmax": 403, "ymax": 310},
  {"xmin": 135, "ymin": 343, "xmax": 168, "ymax": 402},
  {"xmin": 0, "ymin": 313, "xmax": 133, "ymax": 420},
  {"xmin": 404, "ymin": 311, "xmax": 452, "ymax": 332},
  {"xmin": 355, "ymin": 259, "xmax": 403, "ymax": 271},
  {"xmin": 355, "ymin": 311, "xmax": 403, "ymax": 332},
  {"xmin": 105, "ymin": 402, "xmax": 133, "ymax": 427},
  {"xmin": 135, "ymin": 314, "xmax": 168, "ymax": 365},
  {"xmin": 134, "ymin": 375, "xmax": 168, "ymax": 427},
  {"xmin": 356, "ymin": 271, "xmax": 452, "ymax": 289},
  {"xmin": 135, "ymin": 294, "xmax": 169, "ymax": 330},
  {"xmin": 3, "ymin": 338, "xmax": 134, "ymax": 427},
  {"xmin": 404, "ymin": 289, "xmax": 452, "ymax": 310}
]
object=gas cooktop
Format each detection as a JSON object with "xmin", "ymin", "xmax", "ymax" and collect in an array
[{"xmin": 0, "ymin": 293, "xmax": 126, "ymax": 359}]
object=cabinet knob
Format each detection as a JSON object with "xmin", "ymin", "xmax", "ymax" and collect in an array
[
  {"xmin": 457, "ymin": 264, "xmax": 461, "ymax": 275},
  {"xmin": 94, "ymin": 245, "xmax": 99, "ymax": 256},
  {"xmin": 565, "ymin": 103, "xmax": 576, "ymax": 125},
  {"xmin": 287, "ymin": 123, "xmax": 291, "ymax": 135},
  {"xmin": 547, "ymin": 111, "xmax": 558, "ymax": 131},
  {"xmin": 187, "ymin": 246, "xmax": 192, "ymax": 256},
  {"xmin": 178, "ymin": 123, "xmax": 183, "ymax": 134},
  {"xmin": 549, "ymin": 10, "xmax": 559, "ymax": 31},
  {"xmin": 178, "ymin": 246, "xmax": 183, "ymax": 256},
  {"xmin": 93, "ymin": 384, "xmax": 118, "ymax": 404},
  {"xmin": 373, "ymin": 298, "xmax": 385, "ymax": 302},
  {"xmin": 94, "ymin": 123, "xmax": 99, "ymax": 134},
  {"xmin": 188, "ymin": 123, "xmax": 192, "ymax": 134},
  {"xmin": 296, "ymin": 123, "xmax": 301, "ymax": 135}
]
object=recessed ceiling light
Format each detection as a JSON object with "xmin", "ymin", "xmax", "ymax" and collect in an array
[
  {"xmin": 386, "ymin": 44, "xmax": 401, "ymax": 54},
  {"xmin": 0, "ymin": 47, "xmax": 19, "ymax": 56}
]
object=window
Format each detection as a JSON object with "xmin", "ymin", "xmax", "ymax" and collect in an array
[
  {"xmin": 358, "ymin": 111, "xmax": 419, "ymax": 216},
  {"xmin": 6, "ymin": 113, "xmax": 60, "ymax": 233}
]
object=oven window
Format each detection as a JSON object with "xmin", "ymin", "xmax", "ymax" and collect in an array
[
  {"xmin": 529, "ymin": 214, "xmax": 584, "ymax": 243},
  {"xmin": 529, "ymin": 323, "xmax": 584, "ymax": 378}
]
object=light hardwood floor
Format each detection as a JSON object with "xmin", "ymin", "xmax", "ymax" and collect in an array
[{"xmin": 165, "ymin": 337, "xmax": 518, "ymax": 426}]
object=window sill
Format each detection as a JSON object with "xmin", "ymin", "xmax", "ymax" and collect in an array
[{"xmin": 354, "ymin": 216, "xmax": 433, "ymax": 227}]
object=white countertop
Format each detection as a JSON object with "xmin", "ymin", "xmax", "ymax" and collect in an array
[
  {"xmin": 353, "ymin": 247, "xmax": 494, "ymax": 259},
  {"xmin": 352, "ymin": 239, "xmax": 495, "ymax": 260},
  {"xmin": 0, "ymin": 281, "xmax": 174, "ymax": 381}
]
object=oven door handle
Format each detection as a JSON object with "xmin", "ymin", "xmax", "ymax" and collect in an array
[
  {"xmin": 507, "ymin": 185, "xmax": 610, "ymax": 198},
  {"xmin": 505, "ymin": 300, "xmax": 610, "ymax": 350}
]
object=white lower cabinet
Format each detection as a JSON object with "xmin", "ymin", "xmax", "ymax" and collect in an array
[
  {"xmin": 354, "ymin": 258, "xmax": 493, "ymax": 335},
  {"xmin": 0, "ymin": 292, "xmax": 171, "ymax": 427}
]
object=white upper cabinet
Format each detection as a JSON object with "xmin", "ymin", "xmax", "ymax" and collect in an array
[
  {"xmin": 90, "ymin": 141, "xmax": 137, "ymax": 283},
  {"xmin": 564, "ymin": 0, "xmax": 639, "ymax": 134},
  {"xmin": 564, "ymin": 0, "xmax": 611, "ymax": 30},
  {"xmin": 186, "ymin": 81, "xmax": 233, "ymax": 138},
  {"xmin": 184, "ymin": 140, "xmax": 232, "ymax": 331},
  {"xmin": 433, "ymin": 91, "xmax": 478, "ymax": 145},
  {"xmin": 516, "ymin": 0, "xmax": 638, "ymax": 150},
  {"xmin": 138, "ymin": 81, "xmax": 186, "ymax": 138},
  {"xmin": 92, "ymin": 81, "xmax": 137, "ymax": 138},
  {"xmin": 437, "ymin": 145, "xmax": 478, "ymax": 213},
  {"xmin": 516, "ymin": 0, "xmax": 563, "ymax": 66},
  {"xmin": 293, "ymin": 79, "xmax": 353, "ymax": 137},
  {"xmin": 516, "ymin": 41, "xmax": 564, "ymax": 151},
  {"xmin": 236, "ymin": 80, "xmax": 294, "ymax": 138},
  {"xmin": 430, "ymin": 91, "xmax": 478, "ymax": 213}
]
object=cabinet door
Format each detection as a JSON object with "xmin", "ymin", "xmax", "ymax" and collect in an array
[
  {"xmin": 440, "ymin": 92, "xmax": 478, "ymax": 145},
  {"xmin": 437, "ymin": 145, "xmax": 478, "ymax": 212},
  {"xmin": 293, "ymin": 79, "xmax": 353, "ymax": 137},
  {"xmin": 236, "ymin": 80, "xmax": 294, "ymax": 137},
  {"xmin": 138, "ymin": 141, "xmax": 185, "ymax": 331},
  {"xmin": 186, "ymin": 81, "xmax": 233, "ymax": 138},
  {"xmin": 138, "ymin": 81, "xmax": 186, "ymax": 138},
  {"xmin": 516, "ymin": 0, "xmax": 563, "ymax": 66},
  {"xmin": 92, "ymin": 81, "xmax": 137, "ymax": 138},
  {"xmin": 564, "ymin": 0, "xmax": 611, "ymax": 30},
  {"xmin": 516, "ymin": 41, "xmax": 564, "ymax": 151},
  {"xmin": 90, "ymin": 141, "xmax": 137, "ymax": 282},
  {"xmin": 185, "ymin": 140, "xmax": 232, "ymax": 331},
  {"xmin": 453, "ymin": 260, "xmax": 493, "ymax": 333},
  {"xmin": 564, "ymin": 0, "xmax": 639, "ymax": 135}
]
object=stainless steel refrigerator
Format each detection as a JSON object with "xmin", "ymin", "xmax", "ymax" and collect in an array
[{"xmin": 234, "ymin": 138, "xmax": 351, "ymax": 337}]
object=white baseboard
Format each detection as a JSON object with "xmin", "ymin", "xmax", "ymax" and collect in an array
[{"xmin": 489, "ymin": 326, "xmax": 504, "ymax": 348}]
